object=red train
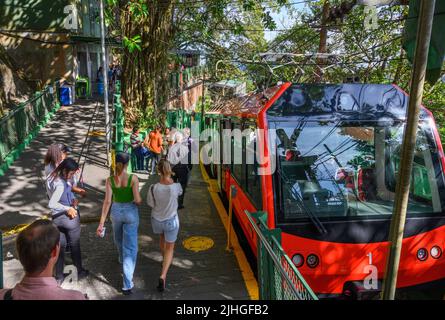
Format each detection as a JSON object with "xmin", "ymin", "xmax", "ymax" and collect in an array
[{"xmin": 203, "ymin": 82, "xmax": 445, "ymax": 298}]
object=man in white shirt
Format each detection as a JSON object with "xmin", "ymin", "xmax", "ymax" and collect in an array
[{"xmin": 167, "ymin": 131, "xmax": 189, "ymax": 209}]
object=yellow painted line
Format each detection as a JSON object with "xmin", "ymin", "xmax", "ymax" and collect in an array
[
  {"xmin": 88, "ymin": 130, "xmax": 105, "ymax": 136},
  {"xmin": 1, "ymin": 215, "xmax": 49, "ymax": 237},
  {"xmin": 200, "ymin": 162, "xmax": 259, "ymax": 300},
  {"xmin": 183, "ymin": 236, "xmax": 214, "ymax": 252}
]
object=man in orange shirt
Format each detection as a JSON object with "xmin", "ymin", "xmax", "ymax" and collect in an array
[{"xmin": 148, "ymin": 126, "xmax": 163, "ymax": 174}]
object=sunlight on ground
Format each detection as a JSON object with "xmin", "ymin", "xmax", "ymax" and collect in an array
[{"xmin": 141, "ymin": 251, "xmax": 194, "ymax": 269}]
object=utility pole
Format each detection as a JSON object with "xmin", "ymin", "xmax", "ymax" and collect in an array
[
  {"xmin": 315, "ymin": 0, "xmax": 330, "ymax": 82},
  {"xmin": 99, "ymin": 0, "xmax": 111, "ymax": 167},
  {"xmin": 200, "ymin": 71, "xmax": 205, "ymax": 130},
  {"xmin": 381, "ymin": 0, "xmax": 436, "ymax": 300}
]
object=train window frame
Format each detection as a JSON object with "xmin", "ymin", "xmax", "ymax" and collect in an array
[
  {"xmin": 231, "ymin": 119, "xmax": 246, "ymax": 189},
  {"xmin": 270, "ymin": 120, "xmax": 445, "ymax": 227},
  {"xmin": 384, "ymin": 122, "xmax": 445, "ymax": 210},
  {"xmin": 244, "ymin": 119, "xmax": 263, "ymax": 210}
]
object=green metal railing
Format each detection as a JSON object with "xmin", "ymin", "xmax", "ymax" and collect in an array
[
  {"xmin": 166, "ymin": 109, "xmax": 201, "ymax": 131},
  {"xmin": 168, "ymin": 65, "xmax": 207, "ymax": 98},
  {"xmin": 0, "ymin": 230, "xmax": 3, "ymax": 289},
  {"xmin": 113, "ymin": 80, "xmax": 124, "ymax": 153},
  {"xmin": 245, "ymin": 210, "xmax": 318, "ymax": 300},
  {"xmin": 0, "ymin": 81, "xmax": 61, "ymax": 176}
]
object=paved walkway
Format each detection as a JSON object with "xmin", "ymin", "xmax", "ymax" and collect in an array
[
  {"xmin": 1, "ymin": 100, "xmax": 251, "ymax": 299},
  {"xmin": 0, "ymin": 99, "xmax": 108, "ymax": 228}
]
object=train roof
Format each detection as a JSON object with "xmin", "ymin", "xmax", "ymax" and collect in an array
[
  {"xmin": 205, "ymin": 85, "xmax": 283, "ymax": 117},
  {"xmin": 206, "ymin": 83, "xmax": 431, "ymax": 122}
]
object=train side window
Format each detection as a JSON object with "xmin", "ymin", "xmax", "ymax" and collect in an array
[
  {"xmin": 385, "ymin": 125, "xmax": 441, "ymax": 210},
  {"xmin": 232, "ymin": 121, "xmax": 246, "ymax": 188},
  {"xmin": 246, "ymin": 122, "xmax": 262, "ymax": 210}
]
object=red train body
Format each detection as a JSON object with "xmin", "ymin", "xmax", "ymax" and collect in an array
[{"xmin": 206, "ymin": 82, "xmax": 445, "ymax": 297}]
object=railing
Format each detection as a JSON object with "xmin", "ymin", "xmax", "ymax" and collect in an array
[
  {"xmin": 166, "ymin": 109, "xmax": 202, "ymax": 131},
  {"xmin": 0, "ymin": 230, "xmax": 3, "ymax": 289},
  {"xmin": 112, "ymin": 80, "xmax": 124, "ymax": 153},
  {"xmin": 168, "ymin": 65, "xmax": 207, "ymax": 98},
  {"xmin": 0, "ymin": 81, "xmax": 61, "ymax": 175},
  {"xmin": 245, "ymin": 210, "xmax": 318, "ymax": 300}
]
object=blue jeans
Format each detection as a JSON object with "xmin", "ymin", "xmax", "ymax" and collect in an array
[
  {"xmin": 135, "ymin": 146, "xmax": 152, "ymax": 170},
  {"xmin": 111, "ymin": 202, "xmax": 139, "ymax": 290}
]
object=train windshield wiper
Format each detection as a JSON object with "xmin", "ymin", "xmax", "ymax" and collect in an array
[{"xmin": 279, "ymin": 171, "xmax": 327, "ymax": 234}]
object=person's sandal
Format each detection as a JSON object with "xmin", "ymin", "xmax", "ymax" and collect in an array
[{"xmin": 157, "ymin": 278, "xmax": 165, "ymax": 292}]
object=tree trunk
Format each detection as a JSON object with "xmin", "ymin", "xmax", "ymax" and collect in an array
[{"xmin": 121, "ymin": 0, "xmax": 175, "ymax": 128}]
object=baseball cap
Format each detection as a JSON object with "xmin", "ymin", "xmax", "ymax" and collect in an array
[
  {"xmin": 116, "ymin": 152, "xmax": 130, "ymax": 164},
  {"xmin": 58, "ymin": 143, "xmax": 72, "ymax": 153}
]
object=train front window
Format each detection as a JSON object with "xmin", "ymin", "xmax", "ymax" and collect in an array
[{"xmin": 272, "ymin": 121, "xmax": 445, "ymax": 221}]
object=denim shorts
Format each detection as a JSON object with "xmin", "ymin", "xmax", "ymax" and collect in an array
[{"xmin": 151, "ymin": 215, "xmax": 179, "ymax": 243}]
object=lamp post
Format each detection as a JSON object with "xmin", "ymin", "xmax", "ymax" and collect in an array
[{"xmin": 99, "ymin": 0, "xmax": 111, "ymax": 167}]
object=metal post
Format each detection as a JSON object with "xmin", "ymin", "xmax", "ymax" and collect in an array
[
  {"xmin": 381, "ymin": 0, "xmax": 436, "ymax": 300},
  {"xmin": 200, "ymin": 73, "xmax": 205, "ymax": 132},
  {"xmin": 226, "ymin": 185, "xmax": 236, "ymax": 252},
  {"xmin": 99, "ymin": 0, "xmax": 111, "ymax": 167}
]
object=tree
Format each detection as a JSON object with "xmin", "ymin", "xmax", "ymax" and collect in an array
[{"xmin": 106, "ymin": 0, "xmax": 289, "ymax": 128}]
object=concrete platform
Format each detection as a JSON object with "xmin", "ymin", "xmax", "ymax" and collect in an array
[{"xmin": 0, "ymin": 100, "xmax": 253, "ymax": 299}]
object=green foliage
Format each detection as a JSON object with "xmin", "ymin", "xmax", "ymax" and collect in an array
[
  {"xmin": 123, "ymin": 35, "xmax": 142, "ymax": 53},
  {"xmin": 128, "ymin": 0, "xmax": 149, "ymax": 20},
  {"xmin": 136, "ymin": 106, "xmax": 158, "ymax": 132}
]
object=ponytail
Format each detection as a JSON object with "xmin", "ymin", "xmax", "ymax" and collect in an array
[
  {"xmin": 114, "ymin": 152, "xmax": 130, "ymax": 176},
  {"xmin": 157, "ymin": 159, "xmax": 172, "ymax": 177},
  {"xmin": 115, "ymin": 162, "xmax": 124, "ymax": 176}
]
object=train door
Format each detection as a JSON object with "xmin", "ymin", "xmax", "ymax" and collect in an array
[
  {"xmin": 220, "ymin": 117, "xmax": 231, "ymax": 193},
  {"xmin": 215, "ymin": 117, "xmax": 222, "ymax": 192}
]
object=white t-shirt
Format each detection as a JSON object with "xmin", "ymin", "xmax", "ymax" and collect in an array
[{"xmin": 147, "ymin": 183, "xmax": 183, "ymax": 221}]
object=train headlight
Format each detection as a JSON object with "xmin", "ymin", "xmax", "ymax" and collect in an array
[
  {"xmin": 292, "ymin": 254, "xmax": 304, "ymax": 268},
  {"xmin": 417, "ymin": 248, "xmax": 428, "ymax": 261},
  {"xmin": 430, "ymin": 246, "xmax": 442, "ymax": 259},
  {"xmin": 306, "ymin": 254, "xmax": 319, "ymax": 268}
]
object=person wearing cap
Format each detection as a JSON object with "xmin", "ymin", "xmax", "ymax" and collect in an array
[
  {"xmin": 48, "ymin": 158, "xmax": 89, "ymax": 284},
  {"xmin": 44, "ymin": 144, "xmax": 86, "ymax": 199},
  {"xmin": 59, "ymin": 144, "xmax": 86, "ymax": 197},
  {"xmin": 97, "ymin": 152, "xmax": 142, "ymax": 295}
]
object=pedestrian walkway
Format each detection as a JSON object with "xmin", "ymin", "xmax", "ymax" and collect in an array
[
  {"xmin": 0, "ymin": 100, "xmax": 253, "ymax": 299},
  {"xmin": 2, "ymin": 165, "xmax": 253, "ymax": 300},
  {"xmin": 0, "ymin": 100, "xmax": 108, "ymax": 230}
]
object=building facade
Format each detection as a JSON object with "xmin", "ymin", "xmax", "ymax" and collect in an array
[{"xmin": 0, "ymin": 0, "xmax": 114, "ymax": 92}]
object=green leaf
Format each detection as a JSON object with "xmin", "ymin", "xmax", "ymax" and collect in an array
[{"xmin": 123, "ymin": 35, "xmax": 142, "ymax": 53}]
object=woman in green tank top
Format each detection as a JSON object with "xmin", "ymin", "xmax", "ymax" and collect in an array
[{"xmin": 97, "ymin": 152, "xmax": 142, "ymax": 295}]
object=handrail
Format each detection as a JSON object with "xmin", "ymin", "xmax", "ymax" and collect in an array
[
  {"xmin": 245, "ymin": 210, "xmax": 318, "ymax": 300},
  {"xmin": 0, "ymin": 81, "xmax": 60, "ymax": 125},
  {"xmin": 245, "ymin": 211, "xmax": 302, "ymax": 298}
]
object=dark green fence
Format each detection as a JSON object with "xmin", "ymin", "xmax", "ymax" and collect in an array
[
  {"xmin": 168, "ymin": 65, "xmax": 207, "ymax": 98},
  {"xmin": 0, "ymin": 81, "xmax": 61, "ymax": 176},
  {"xmin": 0, "ymin": 230, "xmax": 2, "ymax": 289},
  {"xmin": 245, "ymin": 210, "xmax": 318, "ymax": 300},
  {"xmin": 166, "ymin": 109, "xmax": 201, "ymax": 131},
  {"xmin": 113, "ymin": 83, "xmax": 124, "ymax": 153}
]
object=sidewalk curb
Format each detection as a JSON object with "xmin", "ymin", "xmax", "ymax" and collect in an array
[{"xmin": 199, "ymin": 162, "xmax": 259, "ymax": 300}]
